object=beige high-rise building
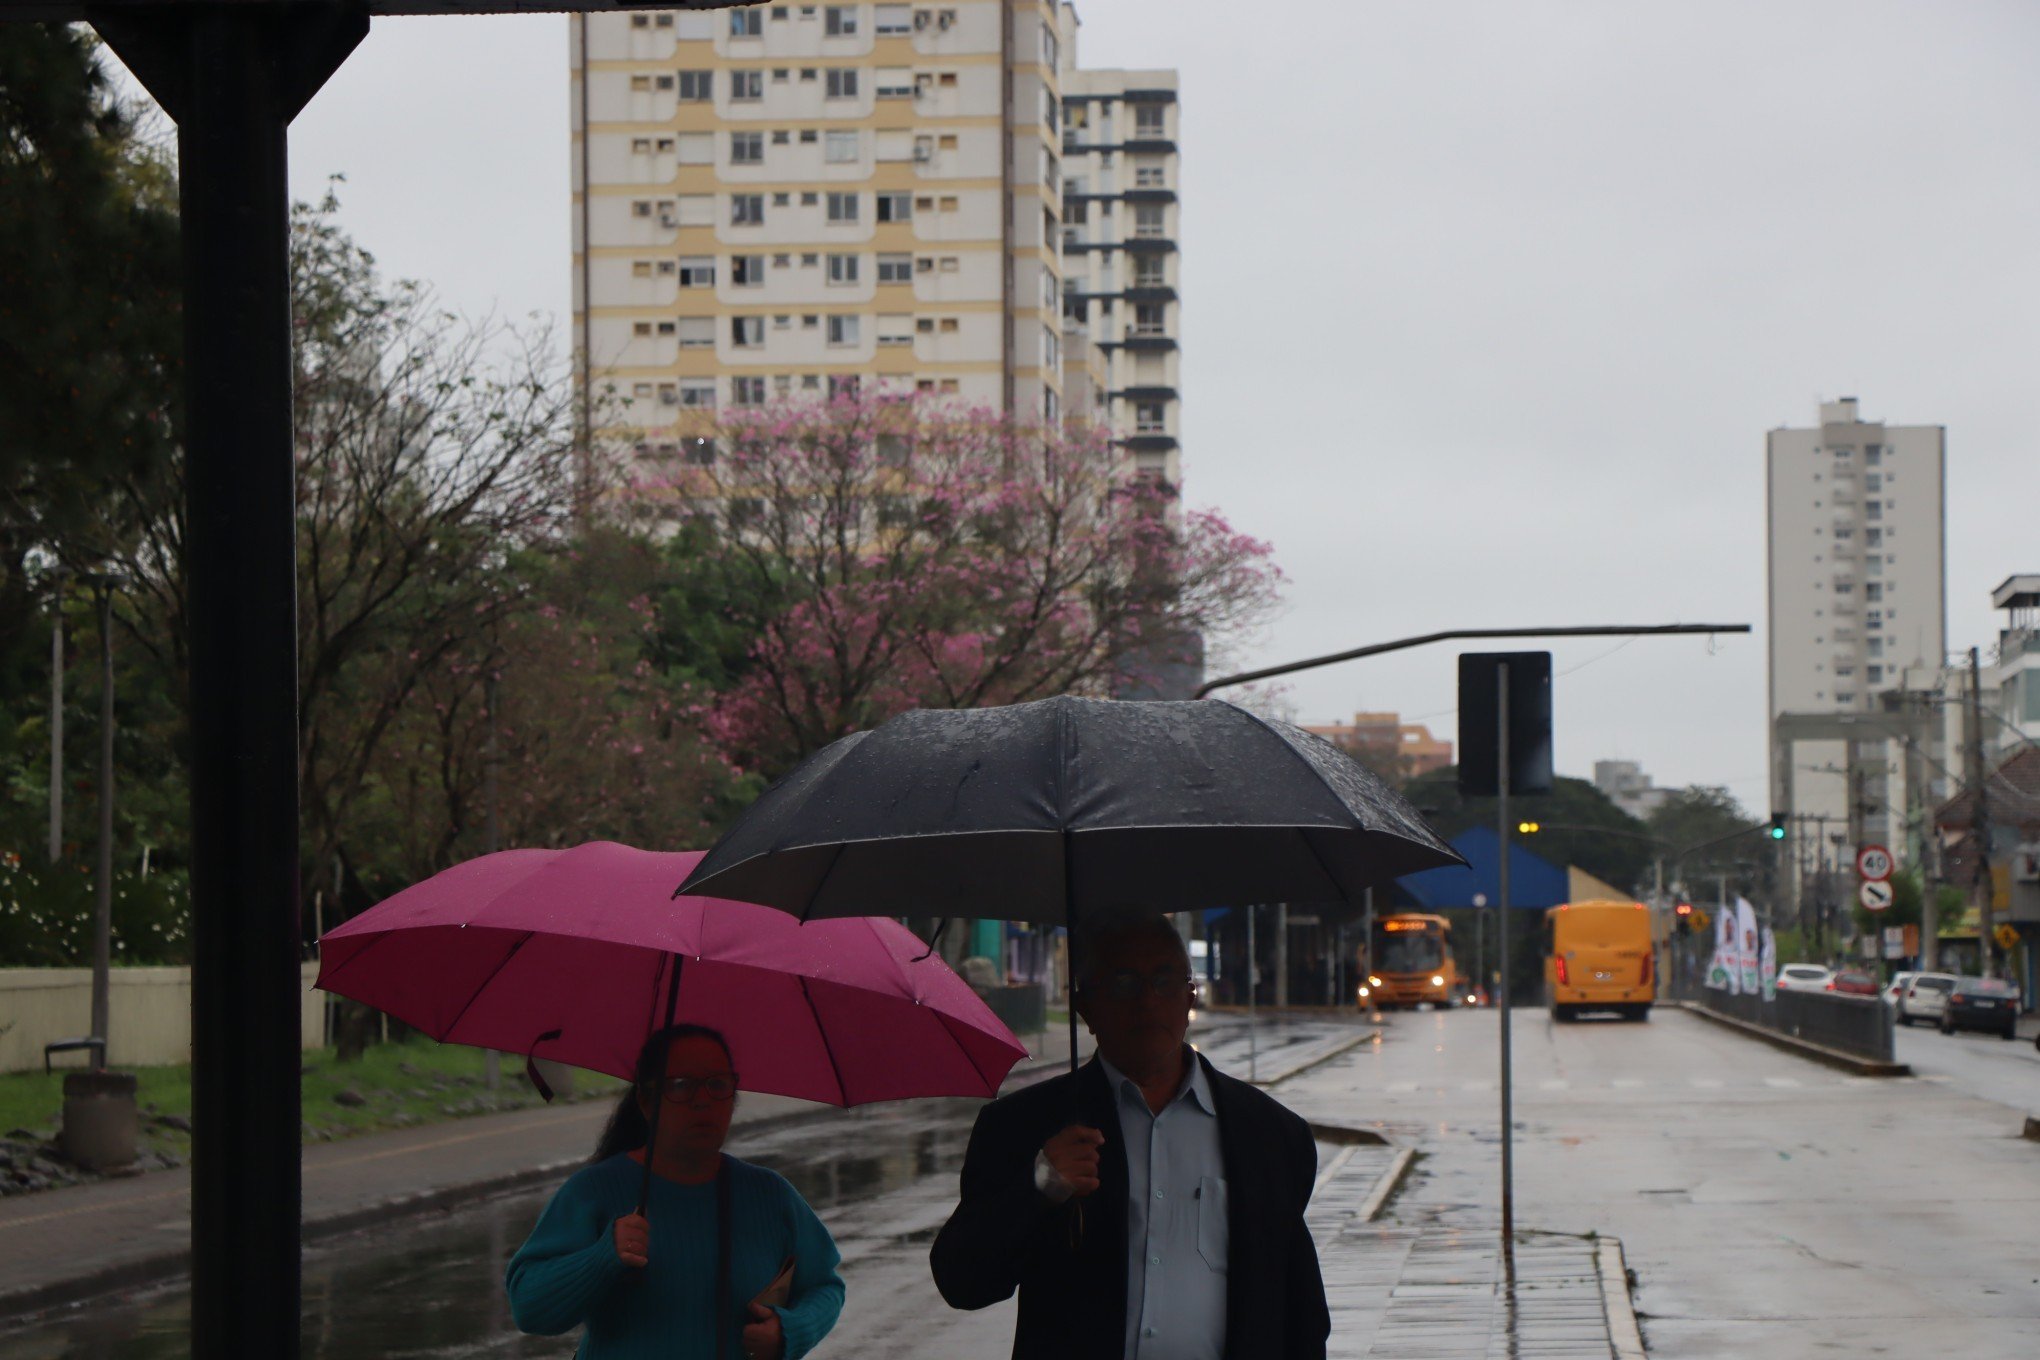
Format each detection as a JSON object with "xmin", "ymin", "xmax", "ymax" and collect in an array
[
  {"xmin": 1056, "ymin": 4, "xmax": 1180, "ymax": 484},
  {"xmin": 569, "ymin": 2, "xmax": 1072, "ymax": 454}
]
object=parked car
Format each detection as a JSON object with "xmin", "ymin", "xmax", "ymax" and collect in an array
[
  {"xmin": 1776, "ymin": 964, "xmax": 1834, "ymax": 994},
  {"xmin": 1897, "ymin": 972, "xmax": 1959, "ymax": 1026},
  {"xmin": 1827, "ymin": 970, "xmax": 1880, "ymax": 997},
  {"xmin": 1941, "ymin": 977, "xmax": 2021, "ymax": 1039},
  {"xmin": 1884, "ymin": 971, "xmax": 1918, "ymax": 1007}
]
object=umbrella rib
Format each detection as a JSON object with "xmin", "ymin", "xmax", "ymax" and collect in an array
[
  {"xmin": 799, "ymin": 842, "xmax": 849, "ymax": 925},
  {"xmin": 796, "ymin": 976, "xmax": 851, "ymax": 1106},
  {"xmin": 935, "ymin": 1008, "xmax": 1000, "ymax": 1097},
  {"xmin": 439, "ymin": 929, "xmax": 541, "ymax": 1042},
  {"xmin": 315, "ymin": 925, "xmax": 398, "ymax": 992}
]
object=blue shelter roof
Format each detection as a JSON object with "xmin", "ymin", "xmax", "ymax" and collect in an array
[{"xmin": 1397, "ymin": 825, "xmax": 1569, "ymax": 911}]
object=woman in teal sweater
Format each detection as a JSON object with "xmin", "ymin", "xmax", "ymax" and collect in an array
[{"xmin": 506, "ymin": 1024, "xmax": 844, "ymax": 1359}]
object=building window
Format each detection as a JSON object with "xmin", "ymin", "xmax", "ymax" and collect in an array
[
  {"xmin": 732, "ymin": 379, "xmax": 767, "ymax": 409},
  {"xmin": 1865, "ymin": 445, "xmax": 1883, "ymax": 466},
  {"xmin": 1135, "ymin": 403, "xmax": 1166, "ymax": 433},
  {"xmin": 824, "ymin": 5, "xmax": 858, "ymax": 35},
  {"xmin": 731, "ymin": 69, "xmax": 763, "ymax": 101},
  {"xmin": 1134, "ymin": 104, "xmax": 1165, "ymax": 137},
  {"xmin": 877, "ymin": 253, "xmax": 912, "ymax": 283},
  {"xmin": 826, "ymin": 192, "xmax": 860, "ymax": 222},
  {"xmin": 825, "ymin": 130, "xmax": 860, "ymax": 162},
  {"xmin": 827, "ymin": 253, "xmax": 860, "ymax": 284},
  {"xmin": 731, "ymin": 9, "xmax": 764, "ymax": 37},
  {"xmin": 675, "ymin": 257, "xmax": 715, "ymax": 287},
  {"xmin": 827, "ymin": 314, "xmax": 861, "ymax": 346},
  {"xmin": 876, "ymin": 191, "xmax": 912, "ymax": 222},
  {"xmin": 679, "ymin": 383, "xmax": 716, "ymax": 410},
  {"xmin": 732, "ymin": 254, "xmax": 766, "ymax": 286},
  {"xmin": 1867, "ymin": 665, "xmax": 1884, "ymax": 685},
  {"xmin": 630, "ymin": 75, "xmax": 651, "ymax": 92},
  {"xmin": 826, "ymin": 68, "xmax": 860, "ymax": 99},
  {"xmin": 1134, "ymin": 204, "xmax": 1166, "ymax": 238},
  {"xmin": 731, "ymin": 194, "xmax": 765, "ymax": 225},
  {"xmin": 876, "ymin": 67, "xmax": 912, "ymax": 98},
  {"xmin": 676, "ymin": 317, "xmax": 714, "ymax": 348},
  {"xmin": 732, "ymin": 316, "xmax": 766, "ymax": 348},
  {"xmin": 676, "ymin": 71, "xmax": 712, "ymax": 101},
  {"xmin": 1133, "ymin": 303, "xmax": 1166, "ymax": 335},
  {"xmin": 875, "ymin": 5, "xmax": 910, "ymax": 35},
  {"xmin": 829, "ymin": 373, "xmax": 861, "ymax": 398},
  {"xmin": 877, "ymin": 315, "xmax": 913, "ymax": 346},
  {"xmin": 731, "ymin": 131, "xmax": 765, "ymax": 164}
]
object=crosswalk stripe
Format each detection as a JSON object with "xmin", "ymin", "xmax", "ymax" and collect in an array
[
  {"xmin": 1762, "ymin": 1077, "xmax": 1802, "ymax": 1088},
  {"xmin": 1689, "ymin": 1078, "xmax": 1723, "ymax": 1089},
  {"xmin": 1539, "ymin": 1079, "xmax": 1570, "ymax": 1091}
]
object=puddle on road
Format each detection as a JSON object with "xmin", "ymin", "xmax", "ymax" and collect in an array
[{"xmin": 0, "ymin": 1102, "xmax": 980, "ymax": 1359}]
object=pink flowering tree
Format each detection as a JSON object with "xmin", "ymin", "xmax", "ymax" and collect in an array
[{"xmin": 626, "ymin": 393, "xmax": 1281, "ymax": 774}]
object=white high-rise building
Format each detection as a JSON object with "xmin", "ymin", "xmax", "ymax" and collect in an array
[
  {"xmin": 1766, "ymin": 397, "xmax": 1947, "ymax": 854},
  {"xmin": 1055, "ymin": 4, "xmax": 1180, "ymax": 485}
]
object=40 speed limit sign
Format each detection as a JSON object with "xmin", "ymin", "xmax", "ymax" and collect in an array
[{"xmin": 1856, "ymin": 844, "xmax": 1894, "ymax": 882}]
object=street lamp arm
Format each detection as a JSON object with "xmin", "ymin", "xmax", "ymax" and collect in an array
[{"xmin": 1194, "ymin": 623, "xmax": 1752, "ymax": 698}]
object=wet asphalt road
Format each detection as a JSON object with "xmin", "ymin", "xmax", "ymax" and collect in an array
[
  {"xmin": 1893, "ymin": 1017, "xmax": 2040, "ymax": 1113},
  {"xmin": 1283, "ymin": 1005, "xmax": 2040, "ymax": 1359}
]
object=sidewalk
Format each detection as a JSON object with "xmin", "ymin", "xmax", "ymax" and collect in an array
[{"xmin": 0, "ymin": 1024, "xmax": 1101, "ymax": 1320}]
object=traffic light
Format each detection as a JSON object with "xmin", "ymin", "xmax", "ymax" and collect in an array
[
  {"xmin": 1674, "ymin": 901, "xmax": 1693, "ymax": 935},
  {"xmin": 1516, "ymin": 820, "xmax": 1541, "ymax": 834},
  {"xmin": 1767, "ymin": 812, "xmax": 1788, "ymax": 841}
]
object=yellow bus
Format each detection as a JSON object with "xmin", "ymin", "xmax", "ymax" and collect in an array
[
  {"xmin": 1361, "ymin": 913, "xmax": 1471, "ymax": 1010},
  {"xmin": 1544, "ymin": 900, "xmax": 1654, "ymax": 1021}
]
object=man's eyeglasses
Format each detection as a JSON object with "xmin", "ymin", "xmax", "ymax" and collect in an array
[
  {"xmin": 648, "ymin": 1074, "xmax": 739, "ymax": 1103},
  {"xmin": 1085, "ymin": 969, "xmax": 1194, "ymax": 1002}
]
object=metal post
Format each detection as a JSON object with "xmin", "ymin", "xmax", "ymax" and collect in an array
[
  {"xmin": 1274, "ymin": 902, "xmax": 1289, "ymax": 1008},
  {"xmin": 91, "ymin": 581, "xmax": 117, "ymax": 1051},
  {"xmin": 90, "ymin": 10, "xmax": 366, "ymax": 1357},
  {"xmin": 48, "ymin": 579, "xmax": 64, "ymax": 864},
  {"xmin": 1496, "ymin": 661, "xmax": 1514, "ymax": 1250},
  {"xmin": 484, "ymin": 672, "xmax": 502, "ymax": 1090},
  {"xmin": 1362, "ymin": 886, "xmax": 1376, "ymax": 1016}
]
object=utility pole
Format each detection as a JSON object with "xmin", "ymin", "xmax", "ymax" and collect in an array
[
  {"xmin": 483, "ymin": 672, "xmax": 502, "ymax": 1091},
  {"xmin": 1966, "ymin": 647, "xmax": 1994, "ymax": 977},
  {"xmin": 1274, "ymin": 903, "xmax": 1289, "ymax": 1007},
  {"xmin": 89, "ymin": 576, "xmax": 122, "ymax": 1052},
  {"xmin": 48, "ymin": 578, "xmax": 64, "ymax": 865}
]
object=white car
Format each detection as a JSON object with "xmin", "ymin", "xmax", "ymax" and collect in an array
[
  {"xmin": 1884, "ymin": 971, "xmax": 1918, "ymax": 1008},
  {"xmin": 1897, "ymin": 972, "xmax": 1959, "ymax": 1026},
  {"xmin": 1775, "ymin": 964, "xmax": 1834, "ymax": 994}
]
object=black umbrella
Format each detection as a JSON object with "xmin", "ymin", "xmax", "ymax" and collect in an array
[{"xmin": 680, "ymin": 696, "xmax": 1465, "ymax": 1079}]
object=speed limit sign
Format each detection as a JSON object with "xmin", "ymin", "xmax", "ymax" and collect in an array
[{"xmin": 1856, "ymin": 844, "xmax": 1893, "ymax": 882}]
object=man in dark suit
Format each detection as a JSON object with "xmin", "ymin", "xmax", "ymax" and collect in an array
[{"xmin": 931, "ymin": 916, "xmax": 1330, "ymax": 1360}]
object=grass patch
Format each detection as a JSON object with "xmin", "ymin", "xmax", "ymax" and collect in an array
[{"xmin": 1, "ymin": 1040, "xmax": 623, "ymax": 1156}]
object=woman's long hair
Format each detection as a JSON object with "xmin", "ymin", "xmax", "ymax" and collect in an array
[{"xmin": 590, "ymin": 1023, "xmax": 736, "ymax": 1163}]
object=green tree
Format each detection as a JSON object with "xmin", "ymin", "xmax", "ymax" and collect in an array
[
  {"xmin": 1403, "ymin": 765, "xmax": 1654, "ymax": 894},
  {"xmin": 0, "ymin": 26, "xmax": 179, "ymax": 675}
]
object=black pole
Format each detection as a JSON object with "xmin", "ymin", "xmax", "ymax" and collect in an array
[
  {"xmin": 91, "ymin": 581, "xmax": 116, "ymax": 1050},
  {"xmin": 88, "ymin": 9, "xmax": 366, "ymax": 1357},
  {"xmin": 636, "ymin": 951, "xmax": 686, "ymax": 1216},
  {"xmin": 1194, "ymin": 623, "xmax": 1750, "ymax": 698},
  {"xmin": 1495, "ymin": 662, "xmax": 1514, "ymax": 1257}
]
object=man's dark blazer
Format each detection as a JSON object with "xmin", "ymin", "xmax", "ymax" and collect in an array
[{"xmin": 929, "ymin": 1051, "xmax": 1330, "ymax": 1360}]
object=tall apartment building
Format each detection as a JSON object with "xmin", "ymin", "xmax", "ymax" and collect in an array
[
  {"xmin": 1766, "ymin": 397, "xmax": 1947, "ymax": 852},
  {"xmin": 1055, "ymin": 5, "xmax": 1180, "ymax": 485},
  {"xmin": 569, "ymin": 2, "xmax": 1070, "ymax": 444}
]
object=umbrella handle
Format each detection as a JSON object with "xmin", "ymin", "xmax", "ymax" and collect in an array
[
  {"xmin": 911, "ymin": 917, "xmax": 952, "ymax": 962},
  {"xmin": 1065, "ymin": 854, "xmax": 1085, "ymax": 1249}
]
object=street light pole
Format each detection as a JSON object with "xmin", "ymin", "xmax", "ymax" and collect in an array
[
  {"xmin": 48, "ymin": 577, "xmax": 64, "ymax": 865},
  {"xmin": 90, "ymin": 577, "xmax": 120, "ymax": 1051},
  {"xmin": 1495, "ymin": 661, "xmax": 1514, "ymax": 1252}
]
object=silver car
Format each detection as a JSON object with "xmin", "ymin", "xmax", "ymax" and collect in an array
[{"xmin": 1897, "ymin": 972, "xmax": 1959, "ymax": 1026}]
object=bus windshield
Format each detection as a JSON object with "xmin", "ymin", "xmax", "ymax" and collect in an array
[{"xmin": 1375, "ymin": 929, "xmax": 1444, "ymax": 974}]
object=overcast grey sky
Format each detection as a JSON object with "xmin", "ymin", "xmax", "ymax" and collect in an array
[{"xmin": 111, "ymin": 0, "xmax": 2040, "ymax": 812}]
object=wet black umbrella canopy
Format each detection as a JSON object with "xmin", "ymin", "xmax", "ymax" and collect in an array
[{"xmin": 680, "ymin": 696, "xmax": 1464, "ymax": 923}]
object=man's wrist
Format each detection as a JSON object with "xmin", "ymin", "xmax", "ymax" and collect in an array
[{"xmin": 1032, "ymin": 1150, "xmax": 1075, "ymax": 1204}]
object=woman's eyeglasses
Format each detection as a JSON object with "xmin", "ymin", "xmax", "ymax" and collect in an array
[{"xmin": 649, "ymin": 1074, "xmax": 739, "ymax": 1103}]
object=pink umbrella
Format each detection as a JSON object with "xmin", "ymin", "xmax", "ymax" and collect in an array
[{"xmin": 316, "ymin": 842, "xmax": 1027, "ymax": 1107}]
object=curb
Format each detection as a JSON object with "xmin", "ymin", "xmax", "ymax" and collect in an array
[
  {"xmin": 1358, "ymin": 1148, "xmax": 1414, "ymax": 1222},
  {"xmin": 1673, "ymin": 1001, "xmax": 1911, "ymax": 1077},
  {"xmin": 1595, "ymin": 1238, "xmax": 1647, "ymax": 1360},
  {"xmin": 2022, "ymin": 1116, "xmax": 2040, "ymax": 1143},
  {"xmin": 1253, "ymin": 1030, "xmax": 1376, "ymax": 1087}
]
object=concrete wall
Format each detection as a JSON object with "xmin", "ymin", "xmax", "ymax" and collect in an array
[{"xmin": 0, "ymin": 964, "xmax": 325, "ymax": 1073}]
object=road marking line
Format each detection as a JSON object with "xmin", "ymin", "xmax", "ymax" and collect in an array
[
  {"xmin": 1387, "ymin": 1082, "xmax": 1418, "ymax": 1094},
  {"xmin": 0, "ymin": 1186, "xmax": 190, "ymax": 1233},
  {"xmin": 1460, "ymin": 1081, "xmax": 1492, "ymax": 1093},
  {"xmin": 1689, "ymin": 1078, "xmax": 1723, "ymax": 1089},
  {"xmin": 1539, "ymin": 1079, "xmax": 1570, "ymax": 1091},
  {"xmin": 1610, "ymin": 1078, "xmax": 1645, "ymax": 1089},
  {"xmin": 1762, "ymin": 1077, "xmax": 1802, "ymax": 1088}
]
